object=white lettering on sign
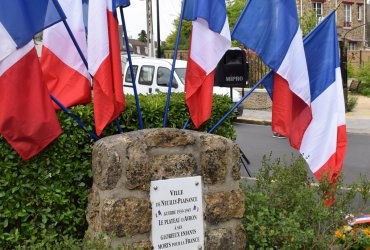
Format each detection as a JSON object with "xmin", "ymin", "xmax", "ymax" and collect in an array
[
  {"xmin": 150, "ymin": 176, "xmax": 204, "ymax": 250},
  {"xmin": 225, "ymin": 76, "xmax": 244, "ymax": 82}
]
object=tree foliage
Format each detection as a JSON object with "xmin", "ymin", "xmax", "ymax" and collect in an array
[{"xmin": 137, "ymin": 29, "xmax": 147, "ymax": 43}]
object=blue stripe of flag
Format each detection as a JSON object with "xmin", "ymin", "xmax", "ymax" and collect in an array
[
  {"xmin": 0, "ymin": 0, "xmax": 64, "ymax": 49},
  {"xmin": 232, "ymin": 0, "xmax": 299, "ymax": 72},
  {"xmin": 304, "ymin": 11, "xmax": 338, "ymax": 102},
  {"xmin": 182, "ymin": 0, "xmax": 227, "ymax": 34}
]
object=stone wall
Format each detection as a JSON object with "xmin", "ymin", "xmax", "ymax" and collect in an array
[
  {"xmin": 86, "ymin": 128, "xmax": 246, "ymax": 250},
  {"xmin": 236, "ymin": 88, "xmax": 272, "ymax": 110}
]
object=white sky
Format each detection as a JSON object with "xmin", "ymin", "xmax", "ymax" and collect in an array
[{"xmin": 118, "ymin": 0, "xmax": 182, "ymax": 41}]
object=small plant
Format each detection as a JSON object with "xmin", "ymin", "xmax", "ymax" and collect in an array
[
  {"xmin": 334, "ymin": 223, "xmax": 370, "ymax": 249},
  {"xmin": 242, "ymin": 155, "xmax": 366, "ymax": 249},
  {"xmin": 347, "ymin": 95, "xmax": 358, "ymax": 112}
]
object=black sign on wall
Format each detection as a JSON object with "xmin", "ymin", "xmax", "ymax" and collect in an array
[{"xmin": 214, "ymin": 49, "xmax": 248, "ymax": 88}]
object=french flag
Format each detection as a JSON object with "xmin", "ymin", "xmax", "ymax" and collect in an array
[
  {"xmin": 352, "ymin": 215, "xmax": 370, "ymax": 225},
  {"xmin": 299, "ymin": 12, "xmax": 347, "ymax": 196},
  {"xmin": 0, "ymin": 0, "xmax": 63, "ymax": 160},
  {"xmin": 232, "ymin": 0, "xmax": 312, "ymax": 150},
  {"xmin": 41, "ymin": 0, "xmax": 92, "ymax": 110},
  {"xmin": 88, "ymin": 0, "xmax": 125, "ymax": 136},
  {"xmin": 183, "ymin": 0, "xmax": 231, "ymax": 128}
]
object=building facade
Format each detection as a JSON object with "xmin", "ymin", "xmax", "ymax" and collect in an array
[{"xmin": 297, "ymin": 0, "xmax": 366, "ymax": 50}]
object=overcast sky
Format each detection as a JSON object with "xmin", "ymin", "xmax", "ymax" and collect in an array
[{"xmin": 118, "ymin": 0, "xmax": 182, "ymax": 41}]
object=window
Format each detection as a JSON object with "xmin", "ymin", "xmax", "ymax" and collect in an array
[
  {"xmin": 124, "ymin": 65, "xmax": 138, "ymax": 83},
  {"xmin": 157, "ymin": 67, "xmax": 178, "ymax": 88},
  {"xmin": 138, "ymin": 66, "xmax": 154, "ymax": 85},
  {"xmin": 344, "ymin": 4, "xmax": 352, "ymax": 28},
  {"xmin": 348, "ymin": 42, "xmax": 357, "ymax": 51},
  {"xmin": 312, "ymin": 2, "xmax": 323, "ymax": 21},
  {"xmin": 357, "ymin": 5, "xmax": 363, "ymax": 21}
]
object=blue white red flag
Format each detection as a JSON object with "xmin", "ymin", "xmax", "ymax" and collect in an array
[
  {"xmin": 299, "ymin": 12, "xmax": 347, "ymax": 197},
  {"xmin": 41, "ymin": 0, "xmax": 92, "ymax": 110},
  {"xmin": 232, "ymin": 0, "xmax": 312, "ymax": 150},
  {"xmin": 183, "ymin": 0, "xmax": 231, "ymax": 128},
  {"xmin": 88, "ymin": 0, "xmax": 125, "ymax": 135},
  {"xmin": 0, "ymin": 0, "xmax": 64, "ymax": 159},
  {"xmin": 0, "ymin": 0, "xmax": 65, "ymax": 61},
  {"xmin": 352, "ymin": 215, "xmax": 370, "ymax": 225},
  {"xmin": 245, "ymin": 10, "xmax": 347, "ymax": 203}
]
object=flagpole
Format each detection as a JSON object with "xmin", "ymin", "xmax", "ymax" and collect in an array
[
  {"xmin": 182, "ymin": 117, "xmax": 191, "ymax": 129},
  {"xmin": 51, "ymin": 0, "xmax": 122, "ymax": 134},
  {"xmin": 208, "ymin": 79, "xmax": 264, "ymax": 134},
  {"xmin": 119, "ymin": 6, "xmax": 144, "ymax": 130},
  {"xmin": 50, "ymin": 95, "xmax": 100, "ymax": 141},
  {"xmin": 163, "ymin": 0, "xmax": 187, "ymax": 127}
]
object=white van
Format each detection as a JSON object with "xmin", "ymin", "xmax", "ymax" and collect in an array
[{"xmin": 122, "ymin": 57, "xmax": 243, "ymax": 116}]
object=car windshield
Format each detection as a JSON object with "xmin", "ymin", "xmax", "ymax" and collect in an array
[{"xmin": 175, "ymin": 68, "xmax": 186, "ymax": 84}]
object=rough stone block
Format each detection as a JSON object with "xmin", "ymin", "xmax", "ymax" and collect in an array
[
  {"xmin": 86, "ymin": 186, "xmax": 100, "ymax": 232},
  {"xmin": 205, "ymin": 191, "xmax": 245, "ymax": 224},
  {"xmin": 126, "ymin": 143, "xmax": 150, "ymax": 190},
  {"xmin": 200, "ymin": 135, "xmax": 228, "ymax": 184},
  {"xmin": 101, "ymin": 198, "xmax": 151, "ymax": 237},
  {"xmin": 144, "ymin": 128, "xmax": 196, "ymax": 147},
  {"xmin": 205, "ymin": 224, "xmax": 246, "ymax": 250},
  {"xmin": 231, "ymin": 144, "xmax": 241, "ymax": 180},
  {"xmin": 151, "ymin": 154, "xmax": 197, "ymax": 179},
  {"xmin": 129, "ymin": 241, "xmax": 152, "ymax": 250},
  {"xmin": 92, "ymin": 140, "xmax": 123, "ymax": 190}
]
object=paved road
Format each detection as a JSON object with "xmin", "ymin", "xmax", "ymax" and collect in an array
[{"xmin": 235, "ymin": 123, "xmax": 370, "ymax": 184}]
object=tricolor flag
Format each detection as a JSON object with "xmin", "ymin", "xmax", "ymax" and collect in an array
[
  {"xmin": 299, "ymin": 12, "xmax": 347, "ymax": 198},
  {"xmin": 0, "ymin": 0, "xmax": 63, "ymax": 160},
  {"xmin": 41, "ymin": 0, "xmax": 91, "ymax": 110},
  {"xmin": 88, "ymin": 0, "xmax": 125, "ymax": 136},
  {"xmin": 232, "ymin": 0, "xmax": 312, "ymax": 149},
  {"xmin": 352, "ymin": 215, "xmax": 370, "ymax": 225},
  {"xmin": 183, "ymin": 0, "xmax": 231, "ymax": 128}
]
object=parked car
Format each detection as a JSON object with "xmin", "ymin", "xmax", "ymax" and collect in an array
[{"xmin": 122, "ymin": 57, "xmax": 244, "ymax": 116}]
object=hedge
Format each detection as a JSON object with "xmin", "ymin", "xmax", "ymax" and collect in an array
[{"xmin": 0, "ymin": 93, "xmax": 236, "ymax": 248}]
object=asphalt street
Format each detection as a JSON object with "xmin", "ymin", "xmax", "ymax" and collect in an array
[{"xmin": 235, "ymin": 122, "xmax": 370, "ymax": 185}]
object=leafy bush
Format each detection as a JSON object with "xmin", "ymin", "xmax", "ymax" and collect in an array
[
  {"xmin": 0, "ymin": 93, "xmax": 236, "ymax": 249},
  {"xmin": 242, "ymin": 155, "xmax": 368, "ymax": 250},
  {"xmin": 350, "ymin": 62, "xmax": 370, "ymax": 97},
  {"xmin": 347, "ymin": 95, "xmax": 358, "ymax": 112}
]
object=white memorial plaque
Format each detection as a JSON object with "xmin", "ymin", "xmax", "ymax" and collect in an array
[{"xmin": 150, "ymin": 176, "xmax": 204, "ymax": 250}]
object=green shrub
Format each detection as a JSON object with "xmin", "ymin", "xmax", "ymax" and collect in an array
[
  {"xmin": 242, "ymin": 155, "xmax": 366, "ymax": 250},
  {"xmin": 347, "ymin": 95, "xmax": 358, "ymax": 112},
  {"xmin": 0, "ymin": 93, "xmax": 236, "ymax": 249}
]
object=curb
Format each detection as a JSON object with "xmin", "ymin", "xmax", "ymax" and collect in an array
[{"xmin": 235, "ymin": 117, "xmax": 272, "ymax": 126}]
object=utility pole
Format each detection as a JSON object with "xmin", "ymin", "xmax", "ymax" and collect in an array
[
  {"xmin": 156, "ymin": 0, "xmax": 161, "ymax": 58},
  {"xmin": 146, "ymin": 0, "xmax": 155, "ymax": 57}
]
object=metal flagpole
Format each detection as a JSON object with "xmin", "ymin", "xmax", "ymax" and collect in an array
[
  {"xmin": 119, "ymin": 6, "xmax": 144, "ymax": 129},
  {"xmin": 51, "ymin": 0, "xmax": 123, "ymax": 134},
  {"xmin": 50, "ymin": 95, "xmax": 100, "ymax": 141},
  {"xmin": 208, "ymin": 78, "xmax": 264, "ymax": 134},
  {"xmin": 163, "ymin": 0, "xmax": 187, "ymax": 127}
]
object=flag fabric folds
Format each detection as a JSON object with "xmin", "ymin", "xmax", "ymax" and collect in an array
[
  {"xmin": 183, "ymin": 0, "xmax": 231, "ymax": 128},
  {"xmin": 88, "ymin": 0, "xmax": 125, "ymax": 136},
  {"xmin": 232, "ymin": 0, "xmax": 312, "ymax": 150},
  {"xmin": 41, "ymin": 0, "xmax": 91, "ymax": 110},
  {"xmin": 115, "ymin": 0, "xmax": 131, "ymax": 8},
  {"xmin": 0, "ymin": 1, "xmax": 63, "ymax": 160},
  {"xmin": 0, "ymin": 0, "xmax": 65, "ymax": 61},
  {"xmin": 299, "ymin": 11, "xmax": 347, "ymax": 190}
]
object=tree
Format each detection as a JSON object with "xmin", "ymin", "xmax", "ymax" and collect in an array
[
  {"xmin": 299, "ymin": 10, "xmax": 318, "ymax": 37},
  {"xmin": 137, "ymin": 30, "xmax": 147, "ymax": 43}
]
